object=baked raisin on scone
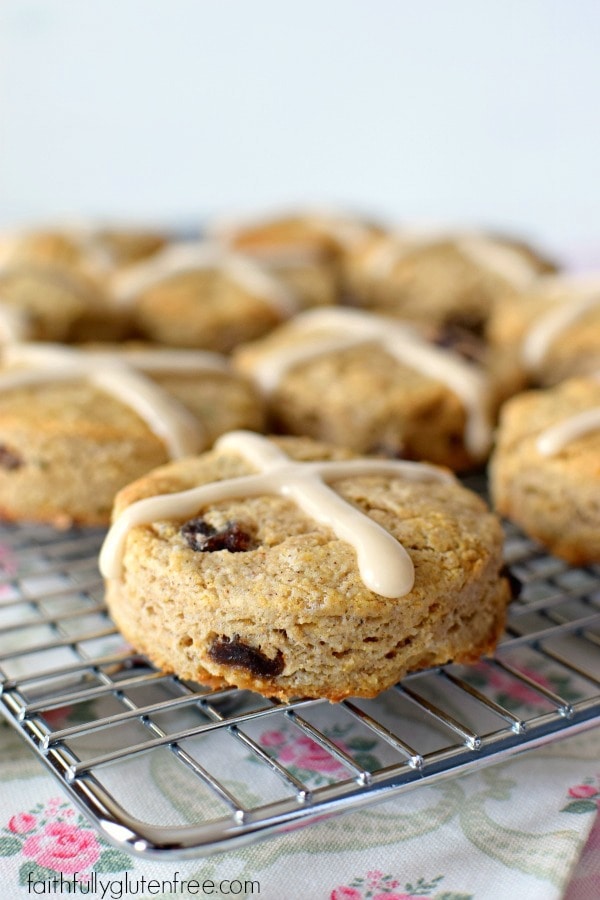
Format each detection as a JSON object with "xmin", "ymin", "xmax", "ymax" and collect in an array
[
  {"xmin": 0, "ymin": 344, "xmax": 265, "ymax": 526},
  {"xmin": 111, "ymin": 241, "xmax": 299, "ymax": 351},
  {"xmin": 344, "ymin": 227, "xmax": 556, "ymax": 334},
  {"xmin": 234, "ymin": 307, "xmax": 494, "ymax": 471},
  {"xmin": 100, "ymin": 431, "xmax": 510, "ymax": 701},
  {"xmin": 487, "ymin": 273, "xmax": 600, "ymax": 389},
  {"xmin": 490, "ymin": 375, "xmax": 600, "ymax": 564}
]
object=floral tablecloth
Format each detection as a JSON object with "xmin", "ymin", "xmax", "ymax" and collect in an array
[{"xmin": 1, "ymin": 717, "xmax": 599, "ymax": 899}]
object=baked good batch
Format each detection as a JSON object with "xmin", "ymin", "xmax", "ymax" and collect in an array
[
  {"xmin": 490, "ymin": 375, "xmax": 600, "ymax": 564},
  {"xmin": 344, "ymin": 228, "xmax": 556, "ymax": 334},
  {"xmin": 0, "ymin": 343, "xmax": 264, "ymax": 526},
  {"xmin": 234, "ymin": 307, "xmax": 493, "ymax": 471},
  {"xmin": 0, "ymin": 210, "xmax": 585, "ymax": 704},
  {"xmin": 112, "ymin": 241, "xmax": 299, "ymax": 351},
  {"xmin": 100, "ymin": 431, "xmax": 510, "ymax": 701},
  {"xmin": 487, "ymin": 273, "xmax": 600, "ymax": 388}
]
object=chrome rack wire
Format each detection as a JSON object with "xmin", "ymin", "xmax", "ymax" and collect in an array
[{"xmin": 0, "ymin": 513, "xmax": 599, "ymax": 860}]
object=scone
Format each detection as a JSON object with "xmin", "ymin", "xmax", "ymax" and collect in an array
[
  {"xmin": 0, "ymin": 344, "xmax": 265, "ymax": 526},
  {"xmin": 344, "ymin": 227, "xmax": 556, "ymax": 334},
  {"xmin": 111, "ymin": 241, "xmax": 299, "ymax": 351},
  {"xmin": 0, "ymin": 225, "xmax": 167, "ymax": 343},
  {"xmin": 0, "ymin": 224, "xmax": 166, "ymax": 279},
  {"xmin": 487, "ymin": 273, "xmax": 600, "ymax": 388},
  {"xmin": 234, "ymin": 307, "xmax": 494, "ymax": 472},
  {"xmin": 100, "ymin": 431, "xmax": 511, "ymax": 701},
  {"xmin": 211, "ymin": 207, "xmax": 382, "ymax": 305},
  {"xmin": 0, "ymin": 260, "xmax": 115, "ymax": 343},
  {"xmin": 490, "ymin": 376, "xmax": 600, "ymax": 564}
]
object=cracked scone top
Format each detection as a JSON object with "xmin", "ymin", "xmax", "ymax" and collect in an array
[{"xmin": 102, "ymin": 431, "xmax": 510, "ymax": 701}]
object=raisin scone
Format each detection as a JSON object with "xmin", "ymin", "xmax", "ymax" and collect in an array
[
  {"xmin": 100, "ymin": 431, "xmax": 511, "ymax": 702},
  {"xmin": 487, "ymin": 273, "xmax": 600, "ymax": 389},
  {"xmin": 234, "ymin": 307, "xmax": 495, "ymax": 471},
  {"xmin": 0, "ymin": 344, "xmax": 265, "ymax": 526},
  {"xmin": 111, "ymin": 241, "xmax": 299, "ymax": 351},
  {"xmin": 490, "ymin": 376, "xmax": 600, "ymax": 564},
  {"xmin": 344, "ymin": 227, "xmax": 556, "ymax": 334}
]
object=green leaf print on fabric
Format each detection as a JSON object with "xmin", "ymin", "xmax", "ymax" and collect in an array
[
  {"xmin": 330, "ymin": 870, "xmax": 473, "ymax": 899},
  {"xmin": 96, "ymin": 849, "xmax": 133, "ymax": 872},
  {"xmin": 457, "ymin": 768, "xmax": 582, "ymax": 886},
  {"xmin": 562, "ymin": 800, "xmax": 598, "ymax": 814},
  {"xmin": 0, "ymin": 836, "xmax": 22, "ymax": 856}
]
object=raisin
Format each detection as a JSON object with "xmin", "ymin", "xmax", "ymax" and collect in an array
[
  {"xmin": 208, "ymin": 636, "xmax": 284, "ymax": 678},
  {"xmin": 431, "ymin": 324, "xmax": 485, "ymax": 364},
  {"xmin": 0, "ymin": 445, "xmax": 23, "ymax": 470},
  {"xmin": 501, "ymin": 564, "xmax": 522, "ymax": 599},
  {"xmin": 181, "ymin": 517, "xmax": 254, "ymax": 553}
]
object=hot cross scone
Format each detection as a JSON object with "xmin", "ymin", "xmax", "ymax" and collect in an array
[
  {"xmin": 101, "ymin": 431, "xmax": 510, "ymax": 701},
  {"xmin": 234, "ymin": 307, "xmax": 495, "ymax": 471},
  {"xmin": 490, "ymin": 375, "xmax": 600, "ymax": 564},
  {"xmin": 0, "ymin": 344, "xmax": 264, "ymax": 526}
]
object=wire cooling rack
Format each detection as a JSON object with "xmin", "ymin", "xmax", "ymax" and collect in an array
[{"xmin": 0, "ymin": 512, "xmax": 599, "ymax": 860}]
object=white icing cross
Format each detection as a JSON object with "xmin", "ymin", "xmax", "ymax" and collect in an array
[
  {"xmin": 537, "ymin": 406, "xmax": 600, "ymax": 456},
  {"xmin": 111, "ymin": 241, "xmax": 298, "ymax": 318},
  {"xmin": 99, "ymin": 429, "xmax": 455, "ymax": 597},
  {"xmin": 241, "ymin": 307, "xmax": 492, "ymax": 458},
  {"xmin": 0, "ymin": 344, "xmax": 233, "ymax": 459}
]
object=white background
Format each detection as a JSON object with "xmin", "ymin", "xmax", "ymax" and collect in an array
[{"xmin": 1, "ymin": 0, "xmax": 599, "ymax": 259}]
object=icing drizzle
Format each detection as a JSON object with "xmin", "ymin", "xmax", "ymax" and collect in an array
[
  {"xmin": 99, "ymin": 430, "xmax": 455, "ymax": 596},
  {"xmin": 112, "ymin": 241, "xmax": 298, "ymax": 317},
  {"xmin": 537, "ymin": 406, "xmax": 600, "ymax": 456},
  {"xmin": 240, "ymin": 308, "xmax": 492, "ymax": 457},
  {"xmin": 521, "ymin": 276, "xmax": 600, "ymax": 372},
  {"xmin": 0, "ymin": 344, "xmax": 235, "ymax": 458}
]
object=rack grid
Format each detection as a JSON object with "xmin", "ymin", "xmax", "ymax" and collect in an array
[{"xmin": 0, "ymin": 514, "xmax": 599, "ymax": 859}]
